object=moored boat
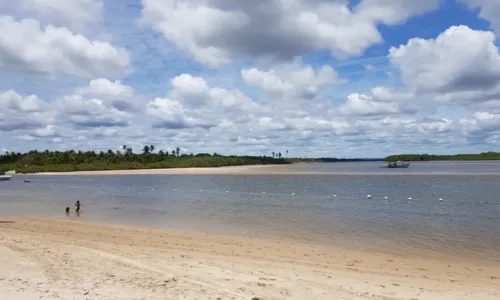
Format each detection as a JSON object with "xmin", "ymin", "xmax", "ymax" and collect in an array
[
  {"xmin": 385, "ymin": 161, "xmax": 410, "ymax": 168},
  {"xmin": 0, "ymin": 175, "xmax": 12, "ymax": 181}
]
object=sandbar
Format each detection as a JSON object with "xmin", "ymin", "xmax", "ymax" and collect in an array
[{"xmin": 1, "ymin": 217, "xmax": 498, "ymax": 299}]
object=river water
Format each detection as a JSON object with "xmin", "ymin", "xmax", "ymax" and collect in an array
[{"xmin": 1, "ymin": 161, "xmax": 499, "ymax": 261}]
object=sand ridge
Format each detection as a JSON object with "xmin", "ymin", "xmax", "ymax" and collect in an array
[{"xmin": 0, "ymin": 217, "xmax": 498, "ymax": 299}]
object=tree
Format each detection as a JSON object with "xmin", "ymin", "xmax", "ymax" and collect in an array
[
  {"xmin": 171, "ymin": 150, "xmax": 176, "ymax": 156},
  {"xmin": 176, "ymin": 147, "xmax": 180, "ymax": 157},
  {"xmin": 286, "ymin": 149, "xmax": 288, "ymax": 156},
  {"xmin": 278, "ymin": 152, "xmax": 282, "ymax": 159},
  {"xmin": 150, "ymin": 145, "xmax": 155, "ymax": 153},
  {"xmin": 158, "ymin": 150, "xmax": 165, "ymax": 156},
  {"xmin": 122, "ymin": 145, "xmax": 127, "ymax": 152},
  {"xmin": 142, "ymin": 145, "xmax": 150, "ymax": 155},
  {"xmin": 272, "ymin": 152, "xmax": 275, "ymax": 158}
]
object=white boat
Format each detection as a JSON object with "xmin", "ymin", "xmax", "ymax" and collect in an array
[
  {"xmin": 0, "ymin": 175, "xmax": 12, "ymax": 181},
  {"xmin": 384, "ymin": 161, "xmax": 410, "ymax": 168}
]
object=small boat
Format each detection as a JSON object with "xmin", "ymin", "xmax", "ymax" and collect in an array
[
  {"xmin": 385, "ymin": 161, "xmax": 410, "ymax": 168},
  {"xmin": 24, "ymin": 179, "xmax": 32, "ymax": 183},
  {"xmin": 0, "ymin": 175, "xmax": 12, "ymax": 181}
]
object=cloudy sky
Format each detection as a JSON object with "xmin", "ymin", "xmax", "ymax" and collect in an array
[{"xmin": 1, "ymin": 0, "xmax": 500, "ymax": 158}]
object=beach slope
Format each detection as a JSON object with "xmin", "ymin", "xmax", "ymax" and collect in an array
[{"xmin": 1, "ymin": 218, "xmax": 498, "ymax": 299}]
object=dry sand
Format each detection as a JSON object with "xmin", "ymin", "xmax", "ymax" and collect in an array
[
  {"xmin": 1, "ymin": 217, "xmax": 499, "ymax": 300},
  {"xmin": 33, "ymin": 165, "xmax": 277, "ymax": 176}
]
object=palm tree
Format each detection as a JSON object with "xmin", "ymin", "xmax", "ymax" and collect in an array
[
  {"xmin": 150, "ymin": 145, "xmax": 155, "ymax": 153},
  {"xmin": 272, "ymin": 152, "xmax": 275, "ymax": 158},
  {"xmin": 171, "ymin": 150, "xmax": 176, "ymax": 156},
  {"xmin": 176, "ymin": 147, "xmax": 180, "ymax": 157},
  {"xmin": 278, "ymin": 152, "xmax": 282, "ymax": 159},
  {"xmin": 142, "ymin": 145, "xmax": 150, "ymax": 155},
  {"xmin": 122, "ymin": 145, "xmax": 127, "ymax": 152},
  {"xmin": 286, "ymin": 149, "xmax": 288, "ymax": 157}
]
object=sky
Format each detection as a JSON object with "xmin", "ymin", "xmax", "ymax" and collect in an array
[{"xmin": 1, "ymin": 0, "xmax": 500, "ymax": 158}]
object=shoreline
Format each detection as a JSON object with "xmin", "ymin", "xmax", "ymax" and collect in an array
[
  {"xmin": 30, "ymin": 165, "xmax": 276, "ymax": 176},
  {"xmin": 1, "ymin": 217, "xmax": 499, "ymax": 299}
]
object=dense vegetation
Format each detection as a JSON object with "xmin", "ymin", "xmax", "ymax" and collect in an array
[
  {"xmin": 385, "ymin": 152, "xmax": 500, "ymax": 161},
  {"xmin": 0, "ymin": 146, "xmax": 290, "ymax": 173}
]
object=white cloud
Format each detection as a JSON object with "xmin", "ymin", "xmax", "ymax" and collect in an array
[
  {"xmin": 33, "ymin": 124, "xmax": 59, "ymax": 137},
  {"xmin": 0, "ymin": 89, "xmax": 47, "ymax": 112},
  {"xmin": 242, "ymin": 62, "xmax": 342, "ymax": 101},
  {"xmin": 354, "ymin": 0, "xmax": 440, "ymax": 25},
  {"xmin": 0, "ymin": 16, "xmax": 131, "ymax": 78},
  {"xmin": 141, "ymin": 0, "xmax": 439, "ymax": 66},
  {"xmin": 20, "ymin": 0, "xmax": 103, "ymax": 29},
  {"xmin": 340, "ymin": 93, "xmax": 400, "ymax": 116},
  {"xmin": 79, "ymin": 78, "xmax": 134, "ymax": 99},
  {"xmin": 460, "ymin": 112, "xmax": 500, "ymax": 133},
  {"xmin": 166, "ymin": 74, "xmax": 263, "ymax": 112},
  {"xmin": 76, "ymin": 78, "xmax": 136, "ymax": 111},
  {"xmin": 389, "ymin": 25, "xmax": 500, "ymax": 93},
  {"xmin": 463, "ymin": 0, "xmax": 500, "ymax": 32},
  {"xmin": 56, "ymin": 94, "xmax": 131, "ymax": 128},
  {"xmin": 339, "ymin": 87, "xmax": 416, "ymax": 117},
  {"xmin": 147, "ymin": 97, "xmax": 215, "ymax": 130}
]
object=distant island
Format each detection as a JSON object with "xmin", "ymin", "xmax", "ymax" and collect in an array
[
  {"xmin": 0, "ymin": 146, "xmax": 384, "ymax": 173},
  {"xmin": 385, "ymin": 152, "xmax": 500, "ymax": 161},
  {"xmin": 0, "ymin": 146, "xmax": 289, "ymax": 173},
  {"xmin": 8, "ymin": 146, "xmax": 498, "ymax": 174}
]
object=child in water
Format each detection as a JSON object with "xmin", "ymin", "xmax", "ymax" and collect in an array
[{"xmin": 75, "ymin": 200, "xmax": 84, "ymax": 212}]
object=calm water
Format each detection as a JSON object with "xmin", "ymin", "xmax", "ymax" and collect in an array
[{"xmin": 1, "ymin": 161, "xmax": 499, "ymax": 260}]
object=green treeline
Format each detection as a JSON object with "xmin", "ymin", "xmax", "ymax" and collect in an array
[
  {"xmin": 0, "ymin": 147, "xmax": 290, "ymax": 173},
  {"xmin": 385, "ymin": 152, "xmax": 500, "ymax": 161}
]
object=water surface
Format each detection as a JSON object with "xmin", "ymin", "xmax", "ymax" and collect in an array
[{"xmin": 1, "ymin": 162, "xmax": 499, "ymax": 261}]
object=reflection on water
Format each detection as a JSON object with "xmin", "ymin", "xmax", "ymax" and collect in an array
[{"xmin": 1, "ymin": 162, "xmax": 499, "ymax": 261}]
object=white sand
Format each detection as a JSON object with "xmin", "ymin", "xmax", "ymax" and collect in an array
[
  {"xmin": 32, "ymin": 165, "xmax": 276, "ymax": 176},
  {"xmin": 1, "ymin": 217, "xmax": 498, "ymax": 299}
]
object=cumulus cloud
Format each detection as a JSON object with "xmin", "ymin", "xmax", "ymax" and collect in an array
[
  {"xmin": 339, "ymin": 87, "xmax": 416, "ymax": 117},
  {"xmin": 242, "ymin": 62, "xmax": 342, "ymax": 101},
  {"xmin": 76, "ymin": 78, "xmax": 136, "ymax": 111},
  {"xmin": 19, "ymin": 0, "xmax": 103, "ymax": 29},
  {"xmin": 147, "ymin": 97, "xmax": 215, "ymax": 129},
  {"xmin": 463, "ymin": 0, "xmax": 500, "ymax": 32},
  {"xmin": 389, "ymin": 25, "xmax": 500, "ymax": 93},
  {"xmin": 0, "ymin": 113, "xmax": 51, "ymax": 132},
  {"xmin": 56, "ymin": 94, "xmax": 132, "ymax": 128},
  {"xmin": 33, "ymin": 124, "xmax": 60, "ymax": 137},
  {"xmin": 0, "ymin": 89, "xmax": 47, "ymax": 112},
  {"xmin": 354, "ymin": 0, "xmax": 440, "ymax": 25},
  {"xmin": 146, "ymin": 74, "xmax": 263, "ymax": 130},
  {"xmin": 141, "ymin": 0, "xmax": 439, "ymax": 66},
  {"xmin": 460, "ymin": 112, "xmax": 500, "ymax": 133},
  {"xmin": 0, "ymin": 16, "xmax": 131, "ymax": 78}
]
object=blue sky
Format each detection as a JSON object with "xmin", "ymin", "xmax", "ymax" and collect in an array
[{"xmin": 1, "ymin": 0, "xmax": 500, "ymax": 158}]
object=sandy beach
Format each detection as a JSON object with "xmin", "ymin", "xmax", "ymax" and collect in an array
[
  {"xmin": 32, "ymin": 165, "xmax": 277, "ymax": 176},
  {"xmin": 1, "ymin": 217, "xmax": 498, "ymax": 300}
]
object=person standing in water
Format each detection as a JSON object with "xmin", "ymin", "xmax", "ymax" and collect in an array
[{"xmin": 75, "ymin": 200, "xmax": 84, "ymax": 212}]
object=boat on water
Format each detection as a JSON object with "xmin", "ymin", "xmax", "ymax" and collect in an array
[
  {"xmin": 385, "ymin": 161, "xmax": 410, "ymax": 168},
  {"xmin": 0, "ymin": 174, "xmax": 12, "ymax": 181}
]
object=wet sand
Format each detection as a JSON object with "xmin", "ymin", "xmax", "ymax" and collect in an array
[
  {"xmin": 33, "ymin": 165, "xmax": 275, "ymax": 175},
  {"xmin": 29, "ymin": 164, "xmax": 500, "ymax": 176},
  {"xmin": 1, "ymin": 217, "xmax": 498, "ymax": 299}
]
